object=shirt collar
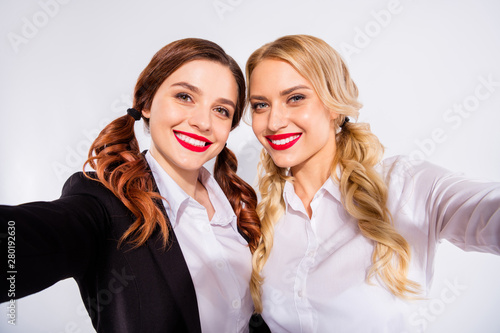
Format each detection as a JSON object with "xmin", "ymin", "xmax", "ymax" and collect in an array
[
  {"xmin": 146, "ymin": 151, "xmax": 238, "ymax": 231},
  {"xmin": 197, "ymin": 166, "xmax": 238, "ymax": 229},
  {"xmin": 283, "ymin": 166, "xmax": 342, "ymax": 215},
  {"xmin": 322, "ymin": 169, "xmax": 342, "ymax": 203},
  {"xmin": 146, "ymin": 151, "xmax": 189, "ymax": 227}
]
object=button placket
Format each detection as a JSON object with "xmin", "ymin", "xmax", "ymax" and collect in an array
[
  {"xmin": 215, "ymin": 260, "xmax": 225, "ymax": 270},
  {"xmin": 293, "ymin": 218, "xmax": 319, "ymax": 331},
  {"xmin": 209, "ymin": 230, "xmax": 247, "ymax": 324},
  {"xmin": 231, "ymin": 298, "xmax": 241, "ymax": 309}
]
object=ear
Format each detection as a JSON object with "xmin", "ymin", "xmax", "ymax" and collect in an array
[
  {"xmin": 142, "ymin": 109, "xmax": 151, "ymax": 119},
  {"xmin": 329, "ymin": 109, "xmax": 339, "ymax": 121}
]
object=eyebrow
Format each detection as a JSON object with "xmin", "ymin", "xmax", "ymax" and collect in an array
[
  {"xmin": 280, "ymin": 85, "xmax": 311, "ymax": 96},
  {"xmin": 171, "ymin": 82, "xmax": 201, "ymax": 94},
  {"xmin": 171, "ymin": 81, "xmax": 236, "ymax": 109},
  {"xmin": 249, "ymin": 84, "xmax": 312, "ymax": 101},
  {"xmin": 249, "ymin": 95, "xmax": 268, "ymax": 101},
  {"xmin": 216, "ymin": 98, "xmax": 236, "ymax": 110}
]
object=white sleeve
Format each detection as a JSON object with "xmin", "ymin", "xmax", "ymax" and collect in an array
[{"xmin": 408, "ymin": 159, "xmax": 500, "ymax": 254}]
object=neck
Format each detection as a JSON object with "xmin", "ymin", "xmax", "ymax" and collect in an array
[
  {"xmin": 149, "ymin": 149, "xmax": 215, "ymax": 220},
  {"xmin": 291, "ymin": 162, "xmax": 332, "ymax": 218},
  {"xmin": 150, "ymin": 150, "xmax": 202, "ymax": 198},
  {"xmin": 290, "ymin": 137, "xmax": 336, "ymax": 218},
  {"xmin": 171, "ymin": 170, "xmax": 202, "ymax": 199}
]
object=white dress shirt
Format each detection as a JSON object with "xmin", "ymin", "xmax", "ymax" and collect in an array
[
  {"xmin": 260, "ymin": 156, "xmax": 500, "ymax": 333},
  {"xmin": 146, "ymin": 152, "xmax": 252, "ymax": 333}
]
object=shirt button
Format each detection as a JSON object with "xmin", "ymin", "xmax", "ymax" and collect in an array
[
  {"xmin": 215, "ymin": 260, "xmax": 224, "ymax": 270},
  {"xmin": 232, "ymin": 299, "xmax": 241, "ymax": 309},
  {"xmin": 307, "ymin": 251, "xmax": 315, "ymax": 257},
  {"xmin": 297, "ymin": 290, "xmax": 303, "ymax": 298}
]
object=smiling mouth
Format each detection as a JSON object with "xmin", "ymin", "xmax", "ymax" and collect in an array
[
  {"xmin": 174, "ymin": 130, "xmax": 212, "ymax": 152},
  {"xmin": 265, "ymin": 133, "xmax": 302, "ymax": 150}
]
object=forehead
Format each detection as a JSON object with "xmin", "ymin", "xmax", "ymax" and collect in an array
[
  {"xmin": 165, "ymin": 59, "xmax": 238, "ymax": 99},
  {"xmin": 249, "ymin": 59, "xmax": 310, "ymax": 92}
]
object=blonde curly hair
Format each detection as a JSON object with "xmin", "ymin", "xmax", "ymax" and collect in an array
[{"xmin": 246, "ymin": 35, "xmax": 420, "ymax": 313}]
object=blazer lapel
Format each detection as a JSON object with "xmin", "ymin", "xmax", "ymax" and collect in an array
[
  {"xmin": 147, "ymin": 229, "xmax": 201, "ymax": 333},
  {"xmin": 144, "ymin": 159, "xmax": 201, "ymax": 333}
]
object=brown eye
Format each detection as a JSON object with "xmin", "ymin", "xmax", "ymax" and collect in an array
[
  {"xmin": 176, "ymin": 93, "xmax": 192, "ymax": 102},
  {"xmin": 214, "ymin": 107, "xmax": 229, "ymax": 117}
]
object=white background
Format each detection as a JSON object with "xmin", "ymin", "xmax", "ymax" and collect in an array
[{"xmin": 1, "ymin": 0, "xmax": 499, "ymax": 332}]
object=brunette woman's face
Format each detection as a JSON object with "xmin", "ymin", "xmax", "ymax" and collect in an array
[
  {"xmin": 143, "ymin": 59, "xmax": 237, "ymax": 177},
  {"xmin": 249, "ymin": 59, "xmax": 338, "ymax": 170}
]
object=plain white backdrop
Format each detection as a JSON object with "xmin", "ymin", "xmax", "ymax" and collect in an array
[{"xmin": 1, "ymin": 0, "xmax": 499, "ymax": 332}]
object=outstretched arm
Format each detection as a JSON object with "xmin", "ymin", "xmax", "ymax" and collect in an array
[
  {"xmin": 403, "ymin": 159, "xmax": 500, "ymax": 254},
  {"xmin": 0, "ymin": 179, "xmax": 108, "ymax": 303}
]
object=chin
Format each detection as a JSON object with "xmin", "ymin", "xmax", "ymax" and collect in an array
[
  {"xmin": 269, "ymin": 156, "xmax": 295, "ymax": 169},
  {"xmin": 174, "ymin": 156, "xmax": 208, "ymax": 170}
]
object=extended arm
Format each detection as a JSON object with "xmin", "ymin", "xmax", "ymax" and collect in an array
[{"xmin": 0, "ymin": 175, "xmax": 109, "ymax": 302}]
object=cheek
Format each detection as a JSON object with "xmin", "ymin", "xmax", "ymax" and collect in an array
[
  {"xmin": 252, "ymin": 121, "xmax": 269, "ymax": 147},
  {"xmin": 252, "ymin": 114, "xmax": 266, "ymax": 135},
  {"xmin": 215, "ymin": 122, "xmax": 232, "ymax": 142},
  {"xmin": 151, "ymin": 100, "xmax": 183, "ymax": 122},
  {"xmin": 299, "ymin": 107, "xmax": 332, "ymax": 131},
  {"xmin": 295, "ymin": 114, "xmax": 317, "ymax": 137}
]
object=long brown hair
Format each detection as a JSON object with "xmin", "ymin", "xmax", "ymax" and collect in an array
[{"xmin": 85, "ymin": 38, "xmax": 260, "ymax": 252}]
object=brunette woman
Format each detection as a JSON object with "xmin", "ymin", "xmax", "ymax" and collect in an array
[{"xmin": 0, "ymin": 38, "xmax": 260, "ymax": 333}]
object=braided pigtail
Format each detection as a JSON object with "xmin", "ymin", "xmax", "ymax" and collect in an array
[
  {"xmin": 250, "ymin": 149, "xmax": 291, "ymax": 313},
  {"xmin": 334, "ymin": 119, "xmax": 420, "ymax": 297},
  {"xmin": 214, "ymin": 146, "xmax": 261, "ymax": 253},
  {"xmin": 84, "ymin": 114, "xmax": 169, "ymax": 248}
]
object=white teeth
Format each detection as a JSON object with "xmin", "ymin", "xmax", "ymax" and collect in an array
[
  {"xmin": 271, "ymin": 134, "xmax": 300, "ymax": 145},
  {"xmin": 175, "ymin": 133, "xmax": 207, "ymax": 147}
]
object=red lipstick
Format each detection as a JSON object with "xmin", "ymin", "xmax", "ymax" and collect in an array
[
  {"xmin": 265, "ymin": 133, "xmax": 302, "ymax": 151},
  {"xmin": 174, "ymin": 130, "xmax": 212, "ymax": 152}
]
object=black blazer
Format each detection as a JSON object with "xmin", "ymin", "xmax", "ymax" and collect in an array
[
  {"xmin": 0, "ymin": 171, "xmax": 204, "ymax": 332},
  {"xmin": 0, "ymin": 171, "xmax": 271, "ymax": 333}
]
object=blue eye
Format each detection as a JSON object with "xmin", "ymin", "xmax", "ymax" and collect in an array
[
  {"xmin": 252, "ymin": 102, "xmax": 268, "ymax": 110},
  {"xmin": 176, "ymin": 93, "xmax": 192, "ymax": 102},
  {"xmin": 289, "ymin": 94, "xmax": 304, "ymax": 103}
]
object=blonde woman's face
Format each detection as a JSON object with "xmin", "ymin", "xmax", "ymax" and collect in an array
[{"xmin": 249, "ymin": 59, "xmax": 338, "ymax": 170}]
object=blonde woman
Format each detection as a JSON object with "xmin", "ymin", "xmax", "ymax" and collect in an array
[{"xmin": 246, "ymin": 34, "xmax": 500, "ymax": 332}]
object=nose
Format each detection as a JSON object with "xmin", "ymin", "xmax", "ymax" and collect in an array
[
  {"xmin": 188, "ymin": 106, "xmax": 212, "ymax": 132},
  {"xmin": 267, "ymin": 105, "xmax": 288, "ymax": 132}
]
